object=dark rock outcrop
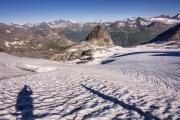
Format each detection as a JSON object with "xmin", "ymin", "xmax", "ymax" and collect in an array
[
  {"xmin": 0, "ymin": 46, "xmax": 4, "ymax": 52},
  {"xmin": 85, "ymin": 25, "xmax": 114, "ymax": 47},
  {"xmin": 50, "ymin": 42, "xmax": 93, "ymax": 63}
]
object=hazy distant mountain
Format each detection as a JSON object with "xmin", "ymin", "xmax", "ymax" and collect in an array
[
  {"xmin": 46, "ymin": 14, "xmax": 180, "ymax": 46},
  {"xmin": 142, "ymin": 23, "xmax": 180, "ymax": 49},
  {"xmin": 0, "ymin": 22, "xmax": 73, "ymax": 58},
  {"xmin": 48, "ymin": 19, "xmax": 83, "ymax": 31},
  {"xmin": 146, "ymin": 23, "xmax": 180, "ymax": 43},
  {"xmin": 0, "ymin": 22, "xmax": 33, "ymax": 44}
]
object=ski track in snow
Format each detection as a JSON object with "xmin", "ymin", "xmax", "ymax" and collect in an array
[{"xmin": 0, "ymin": 48, "xmax": 180, "ymax": 120}]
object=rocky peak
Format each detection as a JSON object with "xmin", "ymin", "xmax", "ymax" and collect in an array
[
  {"xmin": 136, "ymin": 17, "xmax": 146, "ymax": 22},
  {"xmin": 135, "ymin": 17, "xmax": 151, "ymax": 26},
  {"xmin": 85, "ymin": 25, "xmax": 114, "ymax": 47}
]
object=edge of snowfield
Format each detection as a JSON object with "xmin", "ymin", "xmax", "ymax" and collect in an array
[
  {"xmin": 89, "ymin": 45, "xmax": 180, "ymax": 64},
  {"xmin": 0, "ymin": 45, "xmax": 179, "ymax": 120}
]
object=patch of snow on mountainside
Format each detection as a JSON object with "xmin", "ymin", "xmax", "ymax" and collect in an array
[
  {"xmin": 4, "ymin": 41, "xmax": 25, "ymax": 47},
  {"xmin": 118, "ymin": 22, "xmax": 126, "ymax": 27},
  {"xmin": 139, "ymin": 21, "xmax": 151, "ymax": 26},
  {"xmin": 49, "ymin": 22, "xmax": 68, "ymax": 28},
  {"xmin": 5, "ymin": 30, "xmax": 11, "ymax": 34}
]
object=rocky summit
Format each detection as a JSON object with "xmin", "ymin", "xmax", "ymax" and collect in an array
[{"xmin": 85, "ymin": 25, "xmax": 114, "ymax": 47}]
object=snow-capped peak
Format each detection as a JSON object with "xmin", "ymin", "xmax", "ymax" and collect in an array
[
  {"xmin": 69, "ymin": 19, "xmax": 77, "ymax": 23},
  {"xmin": 23, "ymin": 23, "xmax": 34, "ymax": 28}
]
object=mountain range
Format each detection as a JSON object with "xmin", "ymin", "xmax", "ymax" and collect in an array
[{"xmin": 0, "ymin": 13, "xmax": 180, "ymax": 58}]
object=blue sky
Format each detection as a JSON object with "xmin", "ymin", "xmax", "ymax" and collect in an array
[{"xmin": 0, "ymin": 0, "xmax": 180, "ymax": 24}]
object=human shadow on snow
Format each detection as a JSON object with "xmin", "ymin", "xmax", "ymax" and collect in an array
[
  {"xmin": 13, "ymin": 85, "xmax": 50, "ymax": 120},
  {"xmin": 81, "ymin": 84, "xmax": 160, "ymax": 120},
  {"xmin": 15, "ymin": 85, "xmax": 34, "ymax": 120}
]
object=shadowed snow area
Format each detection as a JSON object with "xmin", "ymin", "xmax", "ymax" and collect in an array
[{"xmin": 0, "ymin": 47, "xmax": 180, "ymax": 120}]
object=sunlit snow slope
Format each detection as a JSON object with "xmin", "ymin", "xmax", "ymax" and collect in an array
[{"xmin": 0, "ymin": 47, "xmax": 179, "ymax": 120}]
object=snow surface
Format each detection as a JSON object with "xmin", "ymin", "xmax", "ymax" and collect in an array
[
  {"xmin": 0, "ymin": 47, "xmax": 180, "ymax": 120},
  {"xmin": 5, "ymin": 30, "xmax": 11, "ymax": 34}
]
